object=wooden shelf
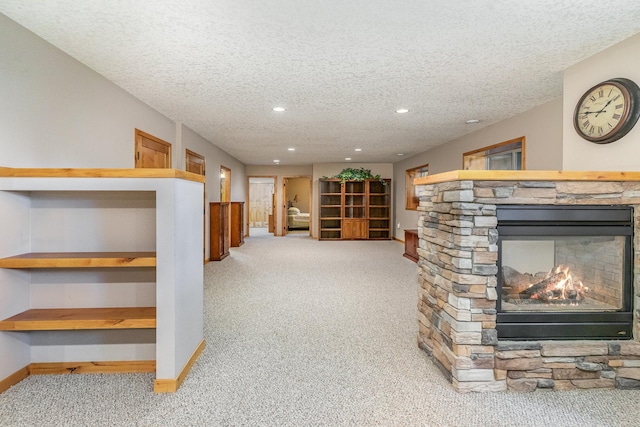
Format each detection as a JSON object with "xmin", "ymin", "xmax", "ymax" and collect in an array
[
  {"xmin": 0, "ymin": 307, "xmax": 156, "ymax": 331},
  {"xmin": 0, "ymin": 252, "xmax": 156, "ymax": 268}
]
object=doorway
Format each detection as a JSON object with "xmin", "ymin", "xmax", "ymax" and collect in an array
[
  {"xmin": 220, "ymin": 166, "xmax": 231, "ymax": 203},
  {"xmin": 248, "ymin": 177, "xmax": 275, "ymax": 236},
  {"xmin": 283, "ymin": 176, "xmax": 312, "ymax": 236}
]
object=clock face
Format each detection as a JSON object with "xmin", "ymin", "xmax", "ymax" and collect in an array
[{"xmin": 573, "ymin": 78, "xmax": 640, "ymax": 144}]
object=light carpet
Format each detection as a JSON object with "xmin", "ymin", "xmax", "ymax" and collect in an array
[{"xmin": 1, "ymin": 229, "xmax": 639, "ymax": 426}]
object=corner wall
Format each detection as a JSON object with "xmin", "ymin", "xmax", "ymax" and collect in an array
[{"xmin": 393, "ymin": 97, "xmax": 563, "ymax": 239}]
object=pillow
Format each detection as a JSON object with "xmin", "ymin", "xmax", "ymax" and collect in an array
[{"xmin": 288, "ymin": 207, "xmax": 300, "ymax": 215}]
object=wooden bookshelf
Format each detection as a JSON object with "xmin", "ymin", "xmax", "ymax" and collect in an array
[
  {"xmin": 318, "ymin": 178, "xmax": 391, "ymax": 240},
  {"xmin": 0, "ymin": 307, "xmax": 156, "ymax": 331}
]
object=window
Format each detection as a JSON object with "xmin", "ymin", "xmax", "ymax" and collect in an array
[
  {"xmin": 405, "ymin": 164, "xmax": 429, "ymax": 210},
  {"xmin": 463, "ymin": 137, "xmax": 525, "ymax": 171}
]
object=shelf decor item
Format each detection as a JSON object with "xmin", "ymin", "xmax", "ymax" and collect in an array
[{"xmin": 324, "ymin": 167, "xmax": 387, "ymax": 185}]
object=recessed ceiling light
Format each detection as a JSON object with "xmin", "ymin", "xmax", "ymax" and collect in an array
[
  {"xmin": 395, "ymin": 108, "xmax": 410, "ymax": 114},
  {"xmin": 288, "ymin": 147, "xmax": 295, "ymax": 151},
  {"xmin": 273, "ymin": 107, "xmax": 286, "ymax": 112},
  {"xmin": 465, "ymin": 119, "xmax": 480, "ymax": 124},
  {"xmin": 345, "ymin": 157, "xmax": 352, "ymax": 161},
  {"xmin": 354, "ymin": 148, "xmax": 362, "ymax": 152},
  {"xmin": 397, "ymin": 153, "xmax": 404, "ymax": 156}
]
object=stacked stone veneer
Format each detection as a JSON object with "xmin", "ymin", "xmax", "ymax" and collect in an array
[{"xmin": 416, "ymin": 179, "xmax": 640, "ymax": 392}]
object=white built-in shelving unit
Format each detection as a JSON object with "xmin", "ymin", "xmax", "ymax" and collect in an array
[{"xmin": 0, "ymin": 168, "xmax": 205, "ymax": 393}]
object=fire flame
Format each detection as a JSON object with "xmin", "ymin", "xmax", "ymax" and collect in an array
[{"xmin": 529, "ymin": 265, "xmax": 589, "ymax": 305}]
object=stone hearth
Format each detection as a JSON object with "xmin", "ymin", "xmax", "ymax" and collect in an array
[{"xmin": 414, "ymin": 171, "xmax": 640, "ymax": 392}]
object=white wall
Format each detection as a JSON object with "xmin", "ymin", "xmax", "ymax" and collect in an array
[
  {"xmin": 563, "ymin": 33, "xmax": 640, "ymax": 171},
  {"xmin": 393, "ymin": 97, "xmax": 563, "ymax": 238}
]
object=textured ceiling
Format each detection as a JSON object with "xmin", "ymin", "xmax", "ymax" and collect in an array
[{"xmin": 2, "ymin": 1, "xmax": 640, "ymax": 165}]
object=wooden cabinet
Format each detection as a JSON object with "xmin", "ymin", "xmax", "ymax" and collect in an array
[
  {"xmin": 230, "ymin": 202, "xmax": 244, "ymax": 247},
  {"xmin": 210, "ymin": 202, "xmax": 230, "ymax": 260},
  {"xmin": 342, "ymin": 219, "xmax": 367, "ymax": 239},
  {"xmin": 403, "ymin": 229, "xmax": 419, "ymax": 263},
  {"xmin": 319, "ymin": 178, "xmax": 391, "ymax": 240},
  {"xmin": 0, "ymin": 168, "xmax": 205, "ymax": 394}
]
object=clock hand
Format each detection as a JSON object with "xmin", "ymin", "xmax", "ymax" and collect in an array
[{"xmin": 595, "ymin": 99, "xmax": 614, "ymax": 117}]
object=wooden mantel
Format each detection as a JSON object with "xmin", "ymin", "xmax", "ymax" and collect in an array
[{"xmin": 414, "ymin": 170, "xmax": 640, "ymax": 185}]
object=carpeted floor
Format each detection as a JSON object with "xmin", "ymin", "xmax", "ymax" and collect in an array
[{"xmin": 1, "ymin": 230, "xmax": 639, "ymax": 426}]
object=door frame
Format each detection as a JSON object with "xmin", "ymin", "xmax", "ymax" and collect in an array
[
  {"xmin": 282, "ymin": 176, "xmax": 312, "ymax": 236},
  {"xmin": 246, "ymin": 176, "xmax": 276, "ymax": 236}
]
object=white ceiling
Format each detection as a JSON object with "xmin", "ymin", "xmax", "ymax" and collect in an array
[{"xmin": 2, "ymin": 1, "xmax": 640, "ymax": 165}]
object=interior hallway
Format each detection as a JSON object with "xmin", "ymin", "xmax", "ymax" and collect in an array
[{"xmin": 1, "ymin": 233, "xmax": 639, "ymax": 426}]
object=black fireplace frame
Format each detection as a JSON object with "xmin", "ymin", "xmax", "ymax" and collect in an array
[{"xmin": 496, "ymin": 205, "xmax": 634, "ymax": 340}]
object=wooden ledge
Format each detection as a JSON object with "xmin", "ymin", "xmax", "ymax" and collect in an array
[
  {"xmin": 414, "ymin": 170, "xmax": 640, "ymax": 185},
  {"xmin": 0, "ymin": 252, "xmax": 156, "ymax": 268},
  {"xmin": 0, "ymin": 167, "xmax": 205, "ymax": 183}
]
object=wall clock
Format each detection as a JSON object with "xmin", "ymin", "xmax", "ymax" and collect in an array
[{"xmin": 573, "ymin": 77, "xmax": 640, "ymax": 144}]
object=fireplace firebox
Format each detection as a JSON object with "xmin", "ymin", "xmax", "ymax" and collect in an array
[{"xmin": 497, "ymin": 205, "xmax": 634, "ymax": 340}]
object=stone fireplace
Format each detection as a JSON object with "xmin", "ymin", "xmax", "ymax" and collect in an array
[{"xmin": 415, "ymin": 171, "xmax": 640, "ymax": 392}]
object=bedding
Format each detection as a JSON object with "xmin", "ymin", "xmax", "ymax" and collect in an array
[{"xmin": 288, "ymin": 207, "xmax": 310, "ymax": 229}]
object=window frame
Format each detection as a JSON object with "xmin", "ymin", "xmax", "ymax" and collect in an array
[
  {"xmin": 405, "ymin": 163, "xmax": 429, "ymax": 210},
  {"xmin": 462, "ymin": 136, "xmax": 526, "ymax": 171}
]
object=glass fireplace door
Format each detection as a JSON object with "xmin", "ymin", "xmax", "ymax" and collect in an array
[{"xmin": 496, "ymin": 205, "xmax": 633, "ymax": 340}]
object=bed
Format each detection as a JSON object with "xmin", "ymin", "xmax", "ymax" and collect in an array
[{"xmin": 287, "ymin": 207, "xmax": 310, "ymax": 229}]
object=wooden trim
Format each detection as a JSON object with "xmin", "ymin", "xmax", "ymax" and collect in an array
[
  {"xmin": 0, "ymin": 361, "xmax": 156, "ymax": 394},
  {"xmin": 0, "ymin": 252, "xmax": 156, "ymax": 269},
  {"xmin": 30, "ymin": 360, "xmax": 156, "ymax": 375},
  {"xmin": 0, "ymin": 307, "xmax": 156, "ymax": 331},
  {"xmin": 0, "ymin": 365, "xmax": 29, "ymax": 394},
  {"xmin": 0, "ymin": 167, "xmax": 205, "ymax": 182},
  {"xmin": 414, "ymin": 170, "xmax": 640, "ymax": 185},
  {"xmin": 154, "ymin": 339, "xmax": 206, "ymax": 393}
]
